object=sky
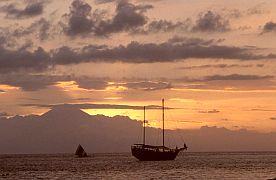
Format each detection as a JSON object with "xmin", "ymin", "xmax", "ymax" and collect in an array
[{"xmin": 0, "ymin": 0, "xmax": 276, "ymax": 132}]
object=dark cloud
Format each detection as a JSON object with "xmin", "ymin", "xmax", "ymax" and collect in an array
[
  {"xmin": 0, "ymin": 46, "xmax": 50, "ymax": 73},
  {"xmin": 227, "ymin": 9, "xmax": 242, "ymax": 19},
  {"xmin": 74, "ymin": 78, "xmax": 172, "ymax": 91},
  {"xmin": 13, "ymin": 18, "xmax": 51, "ymax": 41},
  {"xmin": 0, "ymin": 74, "xmax": 110, "ymax": 92},
  {"xmin": 0, "ymin": 74, "xmax": 105, "ymax": 91},
  {"xmin": 0, "ymin": 73, "xmax": 172, "ymax": 92},
  {"xmin": 75, "ymin": 77, "xmax": 109, "ymax": 90},
  {"xmin": 262, "ymin": 21, "xmax": 276, "ymax": 33},
  {"xmin": 174, "ymin": 74, "xmax": 276, "ymax": 91},
  {"xmin": 192, "ymin": 11, "xmax": 230, "ymax": 32},
  {"xmin": 199, "ymin": 109, "xmax": 220, "ymax": 114},
  {"xmin": 124, "ymin": 81, "xmax": 171, "ymax": 91},
  {"xmin": 21, "ymin": 103, "xmax": 172, "ymax": 110},
  {"xmin": 94, "ymin": 0, "xmax": 115, "ymax": 4},
  {"xmin": 247, "ymin": 3, "xmax": 269, "ymax": 15},
  {"xmin": 21, "ymin": 98, "xmax": 41, "ymax": 101},
  {"xmin": 62, "ymin": 0, "xmax": 153, "ymax": 37},
  {"xmin": 251, "ymin": 109, "xmax": 276, "ymax": 112},
  {"xmin": 204, "ymin": 74, "xmax": 274, "ymax": 81},
  {"xmin": 132, "ymin": 19, "xmax": 191, "ymax": 34},
  {"xmin": 180, "ymin": 120, "xmax": 202, "ymax": 124},
  {"xmin": 0, "ymin": 37, "xmax": 275, "ymax": 74},
  {"xmin": 51, "ymin": 37, "xmax": 276, "ymax": 64},
  {"xmin": 178, "ymin": 64, "xmax": 262, "ymax": 70},
  {"xmin": 0, "ymin": 89, "xmax": 5, "ymax": 93},
  {"xmin": 270, "ymin": 117, "xmax": 276, "ymax": 120},
  {"xmin": 0, "ymin": 74, "xmax": 69, "ymax": 91},
  {"xmin": 94, "ymin": 0, "xmax": 153, "ymax": 36},
  {"xmin": 0, "ymin": 32, "xmax": 8, "ymax": 44},
  {"xmin": 63, "ymin": 0, "xmax": 94, "ymax": 36},
  {"xmin": 72, "ymin": 97, "xmax": 92, "ymax": 101},
  {"xmin": 0, "ymin": 1, "xmax": 45, "ymax": 18},
  {"xmin": 0, "ymin": 112, "xmax": 10, "ymax": 117}
]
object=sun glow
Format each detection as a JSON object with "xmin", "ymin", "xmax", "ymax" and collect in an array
[
  {"xmin": 82, "ymin": 109, "xmax": 142, "ymax": 120},
  {"xmin": 104, "ymin": 97, "xmax": 122, "ymax": 100},
  {"xmin": 55, "ymin": 81, "xmax": 82, "ymax": 91},
  {"xmin": 0, "ymin": 85, "xmax": 19, "ymax": 91}
]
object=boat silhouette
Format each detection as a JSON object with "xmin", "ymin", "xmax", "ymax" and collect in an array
[
  {"xmin": 75, "ymin": 144, "xmax": 88, "ymax": 157},
  {"xmin": 131, "ymin": 99, "xmax": 187, "ymax": 161}
]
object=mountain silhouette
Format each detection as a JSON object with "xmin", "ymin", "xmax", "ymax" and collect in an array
[
  {"xmin": 41, "ymin": 106, "xmax": 91, "ymax": 122},
  {"xmin": 0, "ymin": 106, "xmax": 276, "ymax": 154}
]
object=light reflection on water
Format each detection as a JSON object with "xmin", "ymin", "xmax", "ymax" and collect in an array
[{"xmin": 1, "ymin": 152, "xmax": 276, "ymax": 179}]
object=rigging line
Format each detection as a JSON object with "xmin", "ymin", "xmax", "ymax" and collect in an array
[
  {"xmin": 152, "ymin": 108, "xmax": 161, "ymax": 146},
  {"xmin": 167, "ymin": 106, "xmax": 186, "ymax": 144},
  {"xmin": 166, "ymin": 107, "xmax": 178, "ymax": 146}
]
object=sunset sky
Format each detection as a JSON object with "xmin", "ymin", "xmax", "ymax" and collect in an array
[{"xmin": 0, "ymin": 0, "xmax": 276, "ymax": 132}]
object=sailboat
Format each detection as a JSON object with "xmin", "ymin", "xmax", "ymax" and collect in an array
[
  {"xmin": 75, "ymin": 144, "xmax": 88, "ymax": 157},
  {"xmin": 131, "ymin": 99, "xmax": 187, "ymax": 161}
]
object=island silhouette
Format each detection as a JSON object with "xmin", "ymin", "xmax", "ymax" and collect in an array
[{"xmin": 0, "ymin": 106, "xmax": 276, "ymax": 154}]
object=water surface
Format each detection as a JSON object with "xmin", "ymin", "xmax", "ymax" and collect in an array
[{"xmin": 1, "ymin": 152, "xmax": 276, "ymax": 179}]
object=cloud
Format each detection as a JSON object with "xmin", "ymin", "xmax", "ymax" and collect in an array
[
  {"xmin": 174, "ymin": 74, "xmax": 276, "ymax": 91},
  {"xmin": 251, "ymin": 109, "xmax": 276, "ymax": 112},
  {"xmin": 62, "ymin": 0, "xmax": 153, "ymax": 37},
  {"xmin": 94, "ymin": 0, "xmax": 153, "ymax": 36},
  {"xmin": 204, "ymin": 74, "xmax": 273, "ymax": 81},
  {"xmin": 0, "ymin": 74, "xmax": 107, "ymax": 91},
  {"xmin": 262, "ymin": 21, "xmax": 276, "ymax": 33},
  {"xmin": 21, "ymin": 103, "xmax": 171, "ymax": 110},
  {"xmin": 52, "ymin": 37, "xmax": 276, "ymax": 64},
  {"xmin": 0, "ymin": 1, "xmax": 45, "ymax": 19},
  {"xmin": 13, "ymin": 18, "xmax": 51, "ymax": 41},
  {"xmin": 192, "ymin": 11, "xmax": 230, "ymax": 32},
  {"xmin": 0, "ymin": 74, "xmax": 69, "ymax": 91},
  {"xmin": 75, "ymin": 77, "xmax": 109, "ymax": 90},
  {"xmin": 180, "ymin": 120, "xmax": 203, "ymax": 124},
  {"xmin": 94, "ymin": 0, "xmax": 115, "ymax": 4},
  {"xmin": 178, "ymin": 64, "xmax": 262, "ymax": 70},
  {"xmin": 0, "ymin": 46, "xmax": 50, "ymax": 73},
  {"xmin": 0, "ymin": 37, "xmax": 275, "ymax": 74},
  {"xmin": 0, "ymin": 112, "xmax": 10, "ymax": 117},
  {"xmin": 62, "ymin": 0, "xmax": 95, "ymax": 36},
  {"xmin": 133, "ymin": 19, "xmax": 191, "ymax": 34},
  {"xmin": 270, "ymin": 117, "xmax": 276, "ymax": 120},
  {"xmin": 247, "ymin": 3, "xmax": 269, "ymax": 15},
  {"xmin": 0, "ymin": 89, "xmax": 5, "ymax": 93},
  {"xmin": 71, "ymin": 97, "xmax": 92, "ymax": 101},
  {"xmin": 0, "ymin": 73, "xmax": 173, "ymax": 92},
  {"xmin": 123, "ymin": 81, "xmax": 171, "ymax": 91},
  {"xmin": 199, "ymin": 109, "xmax": 220, "ymax": 114}
]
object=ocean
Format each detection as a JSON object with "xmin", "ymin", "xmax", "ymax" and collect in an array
[{"xmin": 1, "ymin": 152, "xmax": 276, "ymax": 179}]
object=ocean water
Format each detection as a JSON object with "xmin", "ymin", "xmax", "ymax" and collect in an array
[{"xmin": 0, "ymin": 152, "xmax": 276, "ymax": 179}]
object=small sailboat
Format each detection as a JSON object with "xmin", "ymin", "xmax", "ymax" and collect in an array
[
  {"xmin": 131, "ymin": 99, "xmax": 187, "ymax": 161},
  {"xmin": 75, "ymin": 144, "xmax": 88, "ymax": 157}
]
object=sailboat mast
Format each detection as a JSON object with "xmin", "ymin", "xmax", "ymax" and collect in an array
[
  {"xmin": 143, "ymin": 106, "xmax": 146, "ymax": 145},
  {"xmin": 162, "ymin": 99, "xmax": 165, "ymax": 150}
]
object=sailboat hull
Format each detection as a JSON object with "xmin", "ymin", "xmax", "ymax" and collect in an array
[
  {"xmin": 131, "ymin": 100, "xmax": 187, "ymax": 161},
  {"xmin": 131, "ymin": 145, "xmax": 181, "ymax": 161}
]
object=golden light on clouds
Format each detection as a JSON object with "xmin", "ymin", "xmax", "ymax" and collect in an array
[
  {"xmin": 82, "ymin": 109, "xmax": 142, "ymax": 120},
  {"xmin": 105, "ymin": 85, "xmax": 128, "ymax": 91},
  {"xmin": 104, "ymin": 97, "xmax": 122, "ymax": 100},
  {"xmin": 55, "ymin": 81, "xmax": 82, "ymax": 91},
  {"xmin": 0, "ymin": 85, "xmax": 19, "ymax": 91}
]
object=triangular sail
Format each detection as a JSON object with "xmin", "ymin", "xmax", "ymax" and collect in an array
[{"xmin": 75, "ymin": 144, "xmax": 88, "ymax": 157}]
